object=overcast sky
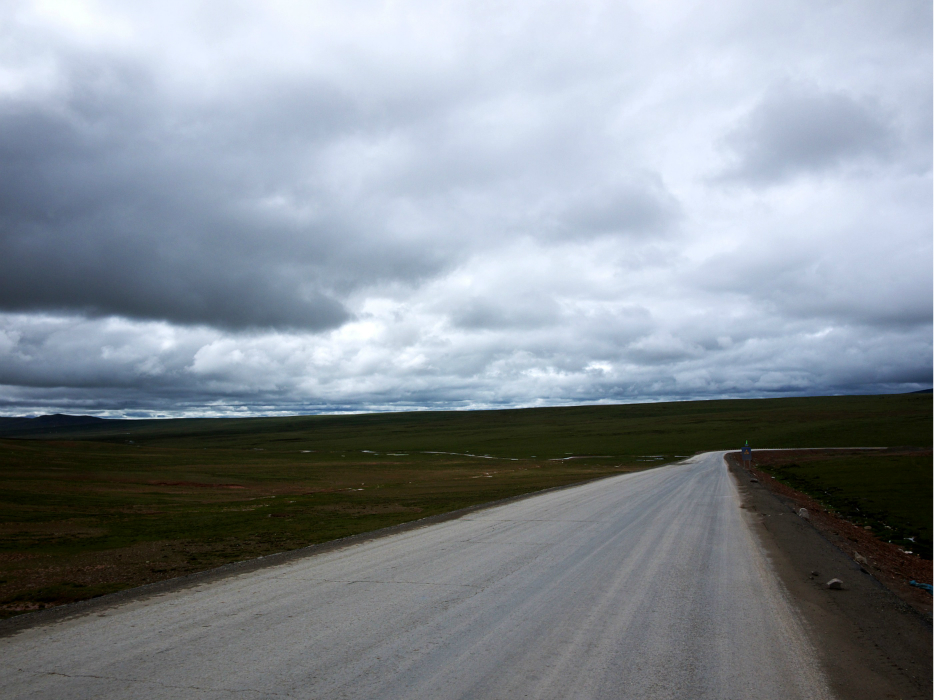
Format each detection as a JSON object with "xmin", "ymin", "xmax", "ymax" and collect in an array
[{"xmin": 0, "ymin": 0, "xmax": 930, "ymax": 417}]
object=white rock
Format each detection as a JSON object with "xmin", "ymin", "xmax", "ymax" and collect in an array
[
  {"xmin": 854, "ymin": 553, "xmax": 867, "ymax": 565},
  {"xmin": 797, "ymin": 508, "xmax": 809, "ymax": 520},
  {"xmin": 826, "ymin": 578, "xmax": 844, "ymax": 590}
]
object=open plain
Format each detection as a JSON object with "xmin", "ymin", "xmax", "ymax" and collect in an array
[
  {"xmin": 1, "ymin": 393, "xmax": 929, "ymax": 616},
  {"xmin": 1, "ymin": 452, "xmax": 839, "ymax": 700}
]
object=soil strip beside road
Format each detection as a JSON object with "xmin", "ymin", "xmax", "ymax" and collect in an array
[
  {"xmin": 733, "ymin": 449, "xmax": 931, "ymax": 615},
  {"xmin": 727, "ymin": 454, "xmax": 932, "ymax": 700}
]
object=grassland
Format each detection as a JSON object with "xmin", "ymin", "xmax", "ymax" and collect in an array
[
  {"xmin": 0, "ymin": 392, "xmax": 930, "ymax": 617},
  {"xmin": 0, "ymin": 441, "xmax": 637, "ymax": 617},
  {"xmin": 3, "ymin": 392, "xmax": 930, "ymax": 454}
]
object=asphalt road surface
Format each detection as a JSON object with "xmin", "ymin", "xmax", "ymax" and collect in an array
[{"xmin": 0, "ymin": 452, "xmax": 833, "ymax": 699}]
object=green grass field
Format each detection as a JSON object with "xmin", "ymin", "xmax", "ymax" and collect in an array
[
  {"xmin": 0, "ymin": 392, "xmax": 929, "ymax": 617},
  {"xmin": 4, "ymin": 392, "xmax": 929, "ymax": 455}
]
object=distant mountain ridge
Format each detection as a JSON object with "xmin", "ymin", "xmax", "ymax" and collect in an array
[{"xmin": 0, "ymin": 414, "xmax": 111, "ymax": 437}]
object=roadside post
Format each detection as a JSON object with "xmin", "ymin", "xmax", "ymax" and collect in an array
[{"xmin": 741, "ymin": 441, "xmax": 752, "ymax": 467}]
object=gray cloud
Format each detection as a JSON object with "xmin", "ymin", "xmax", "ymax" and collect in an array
[
  {"xmin": 0, "ymin": 46, "xmax": 493, "ymax": 330},
  {"xmin": 0, "ymin": 0, "xmax": 929, "ymax": 416},
  {"xmin": 0, "ymin": 43, "xmax": 682, "ymax": 331},
  {"xmin": 0, "ymin": 306, "xmax": 928, "ymax": 418},
  {"xmin": 556, "ymin": 176, "xmax": 681, "ymax": 240},
  {"xmin": 450, "ymin": 295, "xmax": 560, "ymax": 331},
  {"xmin": 0, "ymin": 64, "xmax": 355, "ymax": 329},
  {"xmin": 720, "ymin": 85, "xmax": 896, "ymax": 184}
]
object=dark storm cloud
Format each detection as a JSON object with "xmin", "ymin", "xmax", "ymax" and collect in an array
[
  {"xmin": 0, "ymin": 52, "xmax": 456, "ymax": 330},
  {"xmin": 720, "ymin": 85, "xmax": 896, "ymax": 184}
]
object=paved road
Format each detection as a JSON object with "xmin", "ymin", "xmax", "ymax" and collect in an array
[{"xmin": 0, "ymin": 452, "xmax": 832, "ymax": 699}]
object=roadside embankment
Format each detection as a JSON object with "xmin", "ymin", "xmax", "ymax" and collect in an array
[{"xmin": 727, "ymin": 452, "xmax": 932, "ymax": 700}]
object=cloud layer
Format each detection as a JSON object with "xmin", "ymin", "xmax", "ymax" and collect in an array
[{"xmin": 0, "ymin": 0, "xmax": 930, "ymax": 416}]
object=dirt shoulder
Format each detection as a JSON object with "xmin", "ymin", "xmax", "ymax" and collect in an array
[
  {"xmin": 727, "ymin": 452, "xmax": 932, "ymax": 700},
  {"xmin": 739, "ymin": 449, "xmax": 932, "ymax": 615}
]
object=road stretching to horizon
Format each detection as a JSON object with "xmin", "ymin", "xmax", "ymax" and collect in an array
[{"xmin": 1, "ymin": 452, "xmax": 832, "ymax": 699}]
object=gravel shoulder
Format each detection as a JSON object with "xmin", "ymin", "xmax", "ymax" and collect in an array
[{"xmin": 727, "ymin": 455, "xmax": 932, "ymax": 700}]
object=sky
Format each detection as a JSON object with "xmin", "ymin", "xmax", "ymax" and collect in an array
[{"xmin": 0, "ymin": 0, "xmax": 930, "ymax": 417}]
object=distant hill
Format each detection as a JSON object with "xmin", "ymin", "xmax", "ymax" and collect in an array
[
  {"xmin": 0, "ymin": 414, "xmax": 113, "ymax": 437},
  {"xmin": 0, "ymin": 393, "xmax": 929, "ymax": 452}
]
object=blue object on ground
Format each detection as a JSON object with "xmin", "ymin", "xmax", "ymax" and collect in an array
[{"xmin": 908, "ymin": 580, "xmax": 932, "ymax": 594}]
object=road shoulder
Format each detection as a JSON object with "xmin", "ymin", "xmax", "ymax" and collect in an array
[{"xmin": 728, "ymin": 455, "xmax": 932, "ymax": 700}]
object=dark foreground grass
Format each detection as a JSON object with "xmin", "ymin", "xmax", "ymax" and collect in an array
[
  {"xmin": 753, "ymin": 450, "xmax": 932, "ymax": 559},
  {"xmin": 0, "ymin": 392, "xmax": 929, "ymax": 617}
]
